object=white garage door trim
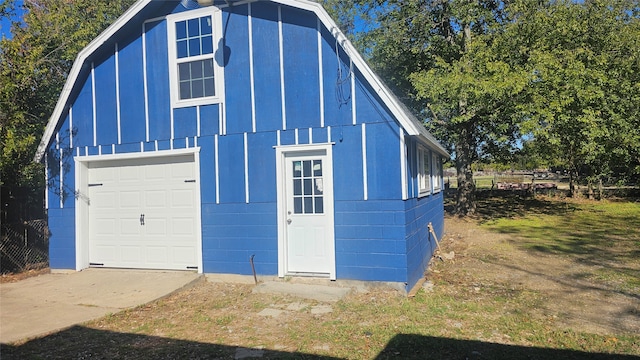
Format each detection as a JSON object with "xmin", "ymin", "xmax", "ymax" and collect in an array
[{"xmin": 74, "ymin": 148, "xmax": 203, "ymax": 273}]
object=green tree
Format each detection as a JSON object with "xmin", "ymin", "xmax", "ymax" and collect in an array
[
  {"xmin": 324, "ymin": 0, "xmax": 528, "ymax": 215},
  {"xmin": 515, "ymin": 0, "xmax": 640, "ymax": 196},
  {"xmin": 0, "ymin": 0, "xmax": 135, "ymax": 219}
]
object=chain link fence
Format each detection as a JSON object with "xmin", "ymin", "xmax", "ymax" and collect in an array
[{"xmin": 1, "ymin": 220, "xmax": 49, "ymax": 274}]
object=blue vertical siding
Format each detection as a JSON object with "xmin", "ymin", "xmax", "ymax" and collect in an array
[
  {"xmin": 199, "ymin": 135, "xmax": 216, "ymax": 204},
  {"xmin": 46, "ymin": 143, "xmax": 61, "ymax": 210},
  {"xmin": 119, "ymin": 34, "xmax": 146, "ymax": 144},
  {"xmin": 404, "ymin": 191, "xmax": 444, "ymax": 290},
  {"xmin": 281, "ymin": 7, "xmax": 320, "ymax": 129},
  {"xmin": 320, "ymin": 27, "xmax": 352, "ymax": 128},
  {"xmin": 174, "ymin": 107, "xmax": 198, "ymax": 139},
  {"xmin": 48, "ymin": 208, "xmax": 76, "ymax": 269},
  {"xmin": 200, "ymin": 104, "xmax": 220, "ymax": 136},
  {"xmin": 247, "ymin": 132, "xmax": 277, "ymax": 203},
  {"xmin": 217, "ymin": 133, "xmax": 246, "ymax": 203},
  {"xmin": 335, "ymin": 199, "xmax": 406, "ymax": 282},
  {"xmin": 251, "ymin": 2, "xmax": 282, "ymax": 132},
  {"xmin": 223, "ymin": 5, "xmax": 253, "ymax": 134},
  {"xmin": 365, "ymin": 122, "xmax": 401, "ymax": 200},
  {"xmin": 332, "ymin": 125, "xmax": 363, "ymax": 201},
  {"xmin": 94, "ymin": 55, "xmax": 118, "ymax": 145},
  {"xmin": 73, "ymin": 74, "xmax": 94, "ymax": 147},
  {"xmin": 145, "ymin": 19, "xmax": 171, "ymax": 140},
  {"xmin": 202, "ymin": 202, "xmax": 277, "ymax": 275},
  {"xmin": 60, "ymin": 150, "xmax": 75, "ymax": 208},
  {"xmin": 58, "ymin": 114, "xmax": 71, "ymax": 149}
]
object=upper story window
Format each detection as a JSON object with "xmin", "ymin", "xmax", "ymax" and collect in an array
[
  {"xmin": 417, "ymin": 144, "xmax": 431, "ymax": 196},
  {"xmin": 167, "ymin": 8, "xmax": 224, "ymax": 108}
]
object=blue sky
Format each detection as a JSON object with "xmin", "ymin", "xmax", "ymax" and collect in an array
[{"xmin": 1, "ymin": 0, "xmax": 24, "ymax": 39}]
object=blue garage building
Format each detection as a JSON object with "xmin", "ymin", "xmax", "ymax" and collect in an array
[{"xmin": 35, "ymin": 0, "xmax": 448, "ymax": 292}]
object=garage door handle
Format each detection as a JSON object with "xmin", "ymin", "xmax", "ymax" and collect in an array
[{"xmin": 140, "ymin": 214, "xmax": 145, "ymax": 225}]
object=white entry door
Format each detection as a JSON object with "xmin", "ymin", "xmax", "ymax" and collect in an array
[
  {"xmin": 87, "ymin": 155, "xmax": 199, "ymax": 270},
  {"xmin": 280, "ymin": 147, "xmax": 335, "ymax": 277}
]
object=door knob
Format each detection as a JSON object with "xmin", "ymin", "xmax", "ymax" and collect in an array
[{"xmin": 287, "ymin": 218, "xmax": 292, "ymax": 224}]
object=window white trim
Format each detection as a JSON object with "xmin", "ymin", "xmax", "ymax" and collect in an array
[
  {"xmin": 167, "ymin": 7, "xmax": 225, "ymax": 109},
  {"xmin": 417, "ymin": 144, "xmax": 431, "ymax": 197}
]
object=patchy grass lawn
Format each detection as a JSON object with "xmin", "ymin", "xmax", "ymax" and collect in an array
[{"xmin": 3, "ymin": 196, "xmax": 639, "ymax": 359}]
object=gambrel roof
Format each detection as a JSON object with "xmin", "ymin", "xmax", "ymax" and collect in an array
[{"xmin": 35, "ymin": 0, "xmax": 449, "ymax": 161}]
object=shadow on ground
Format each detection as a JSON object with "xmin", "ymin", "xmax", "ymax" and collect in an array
[
  {"xmin": 377, "ymin": 334, "xmax": 639, "ymax": 359},
  {"xmin": 2, "ymin": 327, "xmax": 638, "ymax": 359}
]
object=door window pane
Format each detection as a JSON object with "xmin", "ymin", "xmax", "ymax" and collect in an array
[
  {"xmin": 293, "ymin": 161, "xmax": 301, "ymax": 177},
  {"xmin": 303, "ymin": 160, "xmax": 311, "ymax": 177},
  {"xmin": 304, "ymin": 197, "xmax": 313, "ymax": 214},
  {"xmin": 293, "ymin": 179, "xmax": 302, "ymax": 196},
  {"xmin": 303, "ymin": 179, "xmax": 312, "ymax": 195},
  {"xmin": 313, "ymin": 160, "xmax": 322, "ymax": 176}
]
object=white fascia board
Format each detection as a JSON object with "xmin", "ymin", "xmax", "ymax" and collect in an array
[
  {"xmin": 269, "ymin": 0, "xmax": 449, "ymax": 158},
  {"xmin": 34, "ymin": 0, "xmax": 153, "ymax": 162}
]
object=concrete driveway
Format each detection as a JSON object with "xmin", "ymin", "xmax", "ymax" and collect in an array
[{"xmin": 0, "ymin": 268, "xmax": 202, "ymax": 344}]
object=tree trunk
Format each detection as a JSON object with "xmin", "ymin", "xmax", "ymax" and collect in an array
[
  {"xmin": 568, "ymin": 169, "xmax": 578, "ymax": 197},
  {"xmin": 455, "ymin": 123, "xmax": 476, "ymax": 215},
  {"xmin": 454, "ymin": 21, "xmax": 476, "ymax": 216}
]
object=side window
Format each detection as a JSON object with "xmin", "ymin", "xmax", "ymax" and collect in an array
[
  {"xmin": 432, "ymin": 153, "xmax": 442, "ymax": 192},
  {"xmin": 167, "ymin": 8, "xmax": 223, "ymax": 108},
  {"xmin": 417, "ymin": 145, "xmax": 431, "ymax": 196}
]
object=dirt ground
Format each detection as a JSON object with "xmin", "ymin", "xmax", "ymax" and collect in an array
[{"xmin": 434, "ymin": 216, "xmax": 639, "ymax": 335}]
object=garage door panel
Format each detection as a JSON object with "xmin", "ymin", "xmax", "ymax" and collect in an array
[
  {"xmin": 92, "ymin": 245, "xmax": 117, "ymax": 262},
  {"xmin": 120, "ymin": 191, "xmax": 141, "ymax": 209},
  {"xmin": 88, "ymin": 155, "xmax": 199, "ymax": 271},
  {"xmin": 94, "ymin": 218, "xmax": 116, "ymax": 235},
  {"xmin": 145, "ymin": 190, "xmax": 167, "ymax": 208},
  {"xmin": 119, "ymin": 166, "xmax": 142, "ymax": 183},
  {"xmin": 92, "ymin": 191, "xmax": 117, "ymax": 209},
  {"xmin": 173, "ymin": 247, "xmax": 197, "ymax": 263},
  {"xmin": 171, "ymin": 189, "xmax": 195, "ymax": 207},
  {"xmin": 145, "ymin": 218, "xmax": 167, "ymax": 236},
  {"xmin": 121, "ymin": 246, "xmax": 142, "ymax": 263},
  {"xmin": 120, "ymin": 218, "xmax": 142, "ymax": 235},
  {"xmin": 146, "ymin": 247, "xmax": 168, "ymax": 264}
]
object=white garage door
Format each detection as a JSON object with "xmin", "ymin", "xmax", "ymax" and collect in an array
[{"xmin": 87, "ymin": 155, "xmax": 199, "ymax": 270}]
